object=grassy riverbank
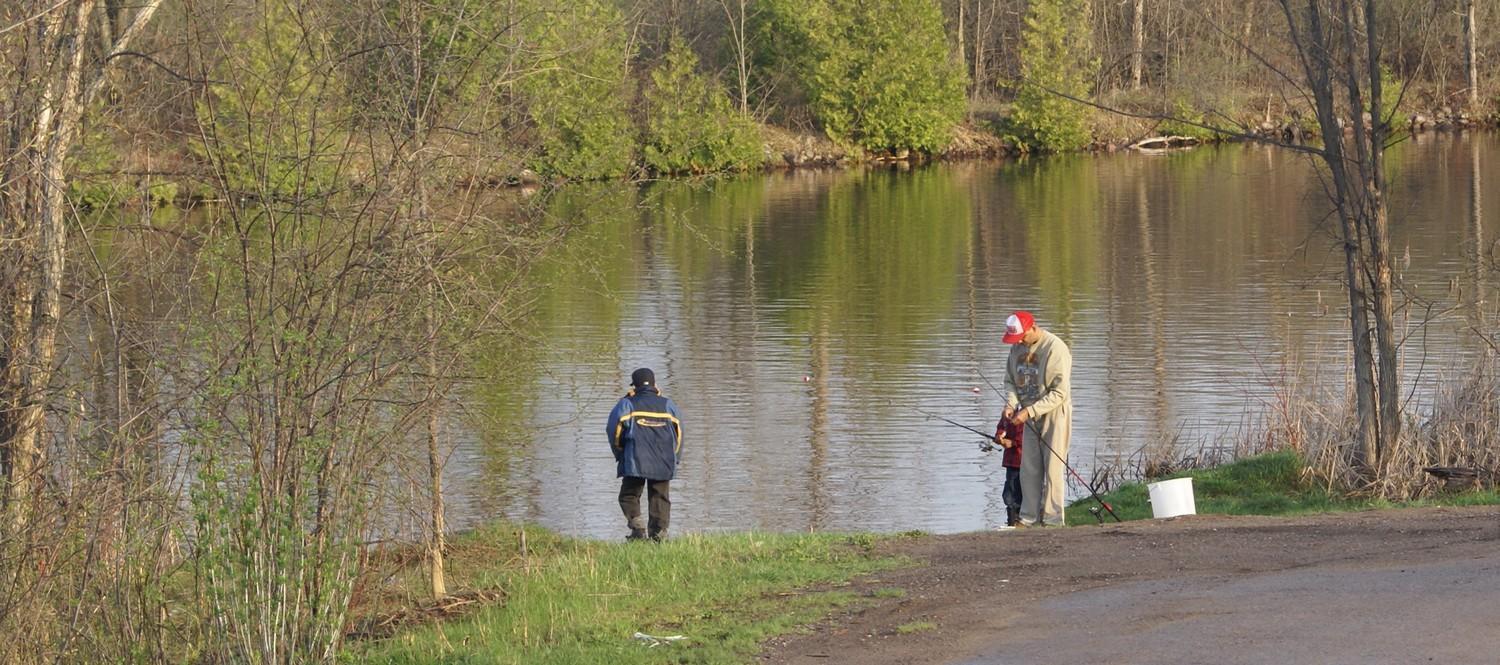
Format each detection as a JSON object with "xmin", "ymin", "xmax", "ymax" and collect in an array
[
  {"xmin": 344, "ymin": 526, "xmax": 909, "ymax": 664},
  {"xmin": 1066, "ymin": 450, "xmax": 1500, "ymax": 526},
  {"xmin": 344, "ymin": 453, "xmax": 1498, "ymax": 664}
]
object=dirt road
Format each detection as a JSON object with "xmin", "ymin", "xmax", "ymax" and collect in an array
[{"xmin": 760, "ymin": 506, "xmax": 1500, "ymax": 665}]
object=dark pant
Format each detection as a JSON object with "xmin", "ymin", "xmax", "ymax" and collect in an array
[
  {"xmin": 1002, "ymin": 467, "xmax": 1022, "ymax": 522},
  {"xmin": 619, "ymin": 476, "xmax": 671, "ymax": 535}
]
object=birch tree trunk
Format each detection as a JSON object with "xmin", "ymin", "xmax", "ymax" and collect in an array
[
  {"xmin": 426, "ymin": 287, "xmax": 447, "ymax": 599},
  {"xmin": 958, "ymin": 0, "xmax": 967, "ymax": 89},
  {"xmin": 1465, "ymin": 0, "xmax": 1479, "ymax": 110},
  {"xmin": 2, "ymin": 0, "xmax": 162, "ymax": 529},
  {"xmin": 720, "ymin": 0, "xmax": 752, "ymax": 114},
  {"xmin": 973, "ymin": 0, "xmax": 985, "ymax": 103},
  {"xmin": 1132, "ymin": 0, "xmax": 1145, "ymax": 89},
  {"xmin": 2, "ymin": 1, "xmax": 97, "ymax": 530}
]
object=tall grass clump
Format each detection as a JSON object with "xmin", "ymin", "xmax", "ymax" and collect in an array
[
  {"xmin": 1082, "ymin": 346, "xmax": 1500, "ymax": 523},
  {"xmin": 1252, "ymin": 351, "xmax": 1500, "ymax": 499}
]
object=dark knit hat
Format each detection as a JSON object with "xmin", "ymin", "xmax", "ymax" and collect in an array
[{"xmin": 631, "ymin": 367, "xmax": 656, "ymax": 388}]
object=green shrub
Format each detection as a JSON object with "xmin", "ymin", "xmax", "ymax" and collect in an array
[
  {"xmin": 1373, "ymin": 65, "xmax": 1404, "ymax": 120},
  {"xmin": 1008, "ymin": 0, "xmax": 1097, "ymax": 151},
  {"xmin": 337, "ymin": 0, "xmax": 505, "ymax": 131},
  {"xmin": 196, "ymin": 0, "xmax": 345, "ymax": 198},
  {"xmin": 515, "ymin": 0, "xmax": 634, "ymax": 180},
  {"xmin": 642, "ymin": 38, "xmax": 764, "ymax": 174},
  {"xmin": 754, "ymin": 0, "xmax": 965, "ymax": 153}
]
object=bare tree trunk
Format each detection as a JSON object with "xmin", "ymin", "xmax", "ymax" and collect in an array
[
  {"xmin": 426, "ymin": 291, "xmax": 446, "ymax": 599},
  {"xmin": 1132, "ymin": 0, "xmax": 1145, "ymax": 90},
  {"xmin": 1367, "ymin": 204, "xmax": 1400, "ymax": 462},
  {"xmin": 720, "ymin": 0, "xmax": 752, "ymax": 114},
  {"xmin": 421, "ymin": 180, "xmax": 445, "ymax": 599},
  {"xmin": 407, "ymin": 10, "xmax": 447, "ymax": 599},
  {"xmin": 958, "ymin": 0, "xmax": 967, "ymax": 89},
  {"xmin": 1465, "ymin": 0, "xmax": 1479, "ymax": 110},
  {"xmin": 1278, "ymin": 0, "xmax": 1402, "ymax": 474},
  {"xmin": 1, "ymin": 0, "xmax": 162, "ymax": 529},
  {"xmin": 1470, "ymin": 135, "xmax": 1489, "ymax": 345},
  {"xmin": 1338, "ymin": 195, "xmax": 1380, "ymax": 475},
  {"xmin": 1345, "ymin": 0, "xmax": 1400, "ymax": 461},
  {"xmin": 1163, "ymin": 0, "xmax": 1174, "ymax": 90},
  {"xmin": 2, "ymin": 1, "xmax": 98, "ymax": 530},
  {"xmin": 1281, "ymin": 0, "xmax": 1380, "ymax": 474},
  {"xmin": 973, "ymin": 0, "xmax": 985, "ymax": 104}
]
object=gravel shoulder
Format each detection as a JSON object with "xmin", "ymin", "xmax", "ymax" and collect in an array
[{"xmin": 760, "ymin": 506, "xmax": 1500, "ymax": 665}]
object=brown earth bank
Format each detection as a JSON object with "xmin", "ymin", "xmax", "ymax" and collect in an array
[
  {"xmin": 761, "ymin": 110, "xmax": 1500, "ymax": 169},
  {"xmin": 760, "ymin": 506, "xmax": 1500, "ymax": 665}
]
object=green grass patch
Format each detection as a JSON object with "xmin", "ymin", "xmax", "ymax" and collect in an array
[
  {"xmin": 870, "ymin": 587, "xmax": 906, "ymax": 599},
  {"xmin": 894, "ymin": 621, "xmax": 937, "ymax": 634},
  {"xmin": 345, "ymin": 525, "xmax": 905, "ymax": 664},
  {"xmin": 1066, "ymin": 450, "xmax": 1500, "ymax": 525}
]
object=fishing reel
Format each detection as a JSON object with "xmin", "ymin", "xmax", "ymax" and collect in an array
[{"xmin": 1087, "ymin": 502, "xmax": 1115, "ymax": 525}]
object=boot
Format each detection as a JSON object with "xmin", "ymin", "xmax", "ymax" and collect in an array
[
  {"xmin": 648, "ymin": 530, "xmax": 666, "ymax": 543},
  {"xmin": 1005, "ymin": 508, "xmax": 1020, "ymax": 527},
  {"xmin": 626, "ymin": 528, "xmax": 647, "ymax": 541}
]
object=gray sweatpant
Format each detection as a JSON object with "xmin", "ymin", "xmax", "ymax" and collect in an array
[{"xmin": 1019, "ymin": 403, "xmax": 1071, "ymax": 526}]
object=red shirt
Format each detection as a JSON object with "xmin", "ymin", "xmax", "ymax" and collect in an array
[{"xmin": 994, "ymin": 419, "xmax": 1023, "ymax": 468}]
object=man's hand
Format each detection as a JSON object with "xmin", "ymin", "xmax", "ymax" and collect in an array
[
  {"xmin": 1011, "ymin": 408, "xmax": 1031, "ymax": 427},
  {"xmin": 1002, "ymin": 405, "xmax": 1015, "ymax": 420},
  {"xmin": 996, "ymin": 435, "xmax": 1014, "ymax": 449}
]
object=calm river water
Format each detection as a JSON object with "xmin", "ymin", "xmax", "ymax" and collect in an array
[{"xmin": 447, "ymin": 133, "xmax": 1498, "ymax": 538}]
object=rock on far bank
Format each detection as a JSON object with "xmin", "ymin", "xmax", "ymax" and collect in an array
[{"xmin": 761, "ymin": 125, "xmax": 850, "ymax": 167}]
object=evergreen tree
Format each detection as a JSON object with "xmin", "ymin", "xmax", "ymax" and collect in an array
[
  {"xmin": 1010, "ymin": 0, "xmax": 1097, "ymax": 152},
  {"xmin": 642, "ymin": 38, "xmax": 764, "ymax": 174},
  {"xmin": 515, "ymin": 0, "xmax": 634, "ymax": 180},
  {"xmin": 198, "ymin": 0, "xmax": 346, "ymax": 197},
  {"xmin": 756, "ymin": 0, "xmax": 965, "ymax": 153}
]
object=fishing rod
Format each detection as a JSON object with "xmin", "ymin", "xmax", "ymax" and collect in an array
[
  {"xmin": 908, "ymin": 401, "xmax": 1113, "ymax": 523},
  {"xmin": 972, "ymin": 368, "xmax": 1122, "ymax": 524},
  {"xmin": 908, "ymin": 403, "xmax": 1002, "ymax": 444}
]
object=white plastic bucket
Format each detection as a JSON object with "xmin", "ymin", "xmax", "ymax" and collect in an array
[{"xmin": 1146, "ymin": 477, "xmax": 1196, "ymax": 519}]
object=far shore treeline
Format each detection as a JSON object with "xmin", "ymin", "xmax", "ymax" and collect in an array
[{"xmin": 65, "ymin": 0, "xmax": 1500, "ymax": 207}]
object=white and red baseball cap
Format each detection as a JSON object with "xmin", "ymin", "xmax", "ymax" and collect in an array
[{"xmin": 1002, "ymin": 311, "xmax": 1035, "ymax": 344}]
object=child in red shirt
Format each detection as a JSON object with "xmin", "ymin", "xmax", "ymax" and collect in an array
[{"xmin": 994, "ymin": 418, "xmax": 1024, "ymax": 527}]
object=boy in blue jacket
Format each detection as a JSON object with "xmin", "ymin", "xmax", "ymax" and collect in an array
[{"xmin": 606, "ymin": 368, "xmax": 683, "ymax": 542}]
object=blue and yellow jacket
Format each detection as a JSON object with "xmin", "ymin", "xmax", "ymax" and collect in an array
[{"xmin": 605, "ymin": 386, "xmax": 682, "ymax": 480}]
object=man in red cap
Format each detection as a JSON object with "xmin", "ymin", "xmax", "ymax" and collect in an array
[{"xmin": 1001, "ymin": 311, "xmax": 1073, "ymax": 527}]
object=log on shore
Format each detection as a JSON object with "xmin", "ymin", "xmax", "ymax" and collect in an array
[{"xmin": 1130, "ymin": 135, "xmax": 1203, "ymax": 151}]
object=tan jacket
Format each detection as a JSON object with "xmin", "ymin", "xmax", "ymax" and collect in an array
[{"xmin": 1003, "ymin": 329, "xmax": 1072, "ymax": 420}]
